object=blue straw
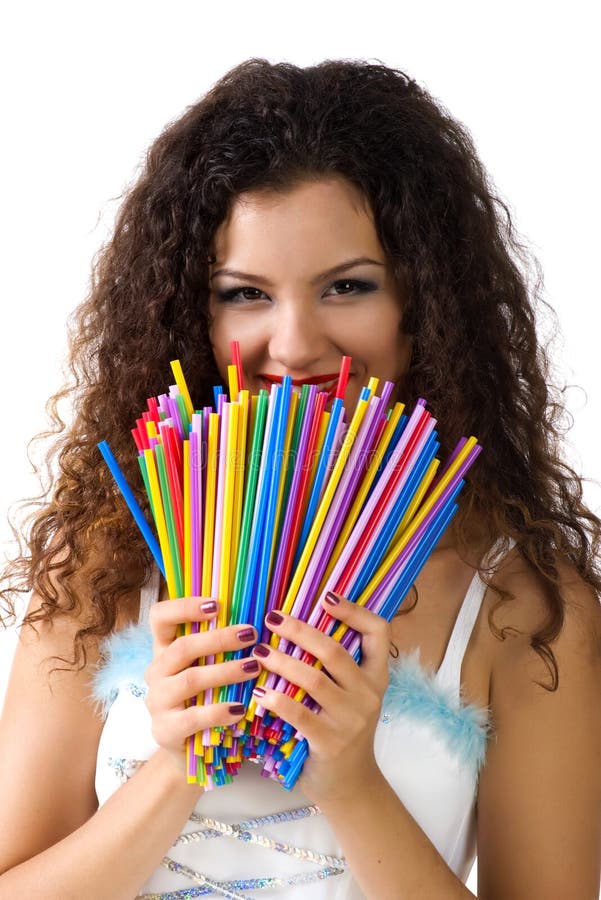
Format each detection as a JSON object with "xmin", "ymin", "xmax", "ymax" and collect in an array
[
  {"xmin": 293, "ymin": 396, "xmax": 344, "ymax": 568},
  {"xmin": 350, "ymin": 432, "xmax": 440, "ymax": 600},
  {"xmin": 97, "ymin": 441, "xmax": 165, "ymax": 578}
]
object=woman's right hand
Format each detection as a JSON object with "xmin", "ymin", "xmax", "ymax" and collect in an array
[{"xmin": 144, "ymin": 597, "xmax": 261, "ymax": 772}]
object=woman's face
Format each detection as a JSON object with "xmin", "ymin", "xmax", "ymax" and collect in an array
[{"xmin": 208, "ymin": 177, "xmax": 411, "ymax": 414}]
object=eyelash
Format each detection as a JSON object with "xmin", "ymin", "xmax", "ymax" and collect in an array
[{"xmin": 214, "ymin": 278, "xmax": 378, "ymax": 305}]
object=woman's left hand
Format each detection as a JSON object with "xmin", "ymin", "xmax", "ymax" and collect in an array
[{"xmin": 252, "ymin": 593, "xmax": 392, "ymax": 807}]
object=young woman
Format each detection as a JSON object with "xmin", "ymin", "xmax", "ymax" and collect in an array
[{"xmin": 0, "ymin": 58, "xmax": 599, "ymax": 899}]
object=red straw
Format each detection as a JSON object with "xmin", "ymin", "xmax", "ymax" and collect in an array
[
  {"xmin": 274, "ymin": 392, "xmax": 328, "ymax": 614},
  {"xmin": 231, "ymin": 340, "xmax": 244, "ymax": 391},
  {"xmin": 131, "ymin": 428, "xmax": 143, "ymax": 453},
  {"xmin": 300, "ymin": 406, "xmax": 431, "ymax": 658},
  {"xmin": 335, "ymin": 356, "xmax": 352, "ymax": 401}
]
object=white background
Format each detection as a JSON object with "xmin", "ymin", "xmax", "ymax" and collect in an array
[{"xmin": 1, "ymin": 3, "xmax": 599, "ymax": 892}]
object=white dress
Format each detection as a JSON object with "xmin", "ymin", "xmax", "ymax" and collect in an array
[{"xmin": 94, "ymin": 543, "xmax": 509, "ymax": 898}]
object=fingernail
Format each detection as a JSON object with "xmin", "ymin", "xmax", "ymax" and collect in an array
[
  {"xmin": 266, "ymin": 610, "xmax": 283, "ymax": 626},
  {"xmin": 253, "ymin": 644, "xmax": 270, "ymax": 658},
  {"xmin": 237, "ymin": 627, "xmax": 256, "ymax": 642},
  {"xmin": 242, "ymin": 659, "xmax": 260, "ymax": 674},
  {"xmin": 229, "ymin": 704, "xmax": 246, "ymax": 716},
  {"xmin": 325, "ymin": 591, "xmax": 340, "ymax": 606},
  {"xmin": 200, "ymin": 599, "xmax": 218, "ymax": 614},
  {"xmin": 252, "ymin": 686, "xmax": 266, "ymax": 699}
]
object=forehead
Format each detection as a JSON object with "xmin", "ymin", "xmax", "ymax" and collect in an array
[{"xmin": 211, "ymin": 177, "xmax": 383, "ymax": 264}]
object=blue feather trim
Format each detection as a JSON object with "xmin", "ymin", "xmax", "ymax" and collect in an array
[
  {"xmin": 383, "ymin": 647, "xmax": 492, "ymax": 775},
  {"xmin": 92, "ymin": 624, "xmax": 492, "ymax": 775},
  {"xmin": 91, "ymin": 621, "xmax": 153, "ymax": 718}
]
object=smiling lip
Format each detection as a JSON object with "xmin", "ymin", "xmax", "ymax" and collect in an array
[{"xmin": 259, "ymin": 373, "xmax": 341, "ymax": 386}]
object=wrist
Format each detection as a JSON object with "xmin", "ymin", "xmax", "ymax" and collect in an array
[{"xmin": 313, "ymin": 758, "xmax": 385, "ymax": 813}]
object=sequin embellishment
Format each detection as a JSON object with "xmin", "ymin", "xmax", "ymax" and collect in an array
[{"xmin": 111, "ymin": 759, "xmax": 347, "ymax": 898}]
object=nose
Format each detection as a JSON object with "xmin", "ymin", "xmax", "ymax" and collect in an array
[{"xmin": 267, "ymin": 299, "xmax": 330, "ymax": 373}]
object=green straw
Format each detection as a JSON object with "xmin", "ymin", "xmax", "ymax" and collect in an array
[
  {"xmin": 137, "ymin": 454, "xmax": 156, "ymax": 523},
  {"xmin": 222, "ymin": 393, "xmax": 269, "ymax": 687},
  {"xmin": 155, "ymin": 443, "xmax": 184, "ymax": 597}
]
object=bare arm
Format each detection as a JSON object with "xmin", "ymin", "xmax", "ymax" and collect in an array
[{"xmin": 0, "ymin": 593, "xmax": 261, "ymax": 899}]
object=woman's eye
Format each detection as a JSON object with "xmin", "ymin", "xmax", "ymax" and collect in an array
[
  {"xmin": 215, "ymin": 286, "xmax": 268, "ymax": 304},
  {"xmin": 326, "ymin": 279, "xmax": 378, "ymax": 297}
]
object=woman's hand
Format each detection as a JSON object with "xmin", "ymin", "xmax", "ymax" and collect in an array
[
  {"xmin": 252, "ymin": 593, "xmax": 391, "ymax": 806},
  {"xmin": 144, "ymin": 596, "xmax": 262, "ymax": 774}
]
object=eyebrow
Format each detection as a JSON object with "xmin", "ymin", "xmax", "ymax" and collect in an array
[{"xmin": 209, "ymin": 256, "xmax": 386, "ymax": 287}]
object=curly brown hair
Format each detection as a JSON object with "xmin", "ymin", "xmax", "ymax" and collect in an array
[{"xmin": 2, "ymin": 58, "xmax": 599, "ymax": 689}]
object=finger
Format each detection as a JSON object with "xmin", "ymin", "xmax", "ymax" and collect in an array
[
  {"xmin": 250, "ymin": 685, "xmax": 322, "ymax": 746},
  {"xmin": 251, "ymin": 642, "xmax": 339, "ymax": 708},
  {"xmin": 150, "ymin": 657, "xmax": 262, "ymax": 710},
  {"xmin": 151, "ymin": 624, "xmax": 258, "ymax": 678},
  {"xmin": 149, "ymin": 596, "xmax": 220, "ymax": 651},
  {"xmin": 263, "ymin": 609, "xmax": 361, "ymax": 690},
  {"xmin": 152, "ymin": 702, "xmax": 249, "ymax": 750},
  {"xmin": 320, "ymin": 592, "xmax": 391, "ymax": 684}
]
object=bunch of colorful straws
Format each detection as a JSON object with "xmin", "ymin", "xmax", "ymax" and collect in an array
[{"xmin": 98, "ymin": 343, "xmax": 481, "ymax": 790}]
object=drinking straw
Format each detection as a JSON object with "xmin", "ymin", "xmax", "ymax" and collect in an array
[
  {"xmin": 183, "ymin": 439, "xmax": 192, "ymax": 601},
  {"xmin": 228, "ymin": 364, "xmax": 240, "ymax": 403},
  {"xmin": 330, "ymin": 438, "xmax": 480, "ymax": 649},
  {"xmin": 190, "ymin": 417, "xmax": 203, "ymax": 598},
  {"xmin": 279, "ymin": 383, "xmax": 376, "ymax": 616},
  {"xmin": 211, "ymin": 402, "xmax": 230, "ymax": 659},
  {"xmin": 236, "ymin": 386, "xmax": 279, "ymax": 632},
  {"xmin": 330, "ymin": 416, "xmax": 437, "ymax": 601},
  {"xmin": 290, "ymin": 393, "xmax": 384, "ymax": 625},
  {"xmin": 158, "ymin": 423, "xmax": 185, "ymax": 565},
  {"xmin": 262, "ymin": 386, "xmax": 320, "ymax": 639},
  {"xmin": 294, "ymin": 395, "xmax": 344, "ymax": 563},
  {"xmin": 97, "ymin": 441, "xmax": 165, "ymax": 578},
  {"xmin": 348, "ymin": 435, "xmax": 440, "ymax": 600},
  {"xmin": 155, "ymin": 442, "xmax": 184, "ymax": 598},
  {"xmin": 317, "ymin": 401, "xmax": 405, "ymax": 588},
  {"xmin": 334, "ymin": 355, "xmax": 352, "ymax": 400},
  {"xmin": 251, "ymin": 377, "xmax": 293, "ymax": 635},
  {"xmin": 248, "ymin": 384, "xmax": 378, "ymax": 718},
  {"xmin": 143, "ymin": 448, "xmax": 177, "ymax": 596},
  {"xmin": 229, "ymin": 390, "xmax": 250, "ymax": 592},
  {"xmin": 228, "ymin": 390, "xmax": 269, "ymax": 628},
  {"xmin": 170, "ymin": 360, "xmax": 194, "ymax": 421},
  {"xmin": 302, "ymin": 401, "xmax": 429, "ymax": 623},
  {"xmin": 215, "ymin": 402, "xmax": 239, "ymax": 688},
  {"xmin": 230, "ymin": 340, "xmax": 244, "ymax": 391}
]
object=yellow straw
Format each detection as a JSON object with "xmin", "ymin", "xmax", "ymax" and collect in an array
[
  {"xmin": 183, "ymin": 440, "xmax": 192, "ymax": 632},
  {"xmin": 201, "ymin": 414, "xmax": 220, "ymax": 597},
  {"xmin": 278, "ymin": 382, "xmax": 377, "ymax": 617},
  {"xmin": 331, "ymin": 436, "xmax": 478, "ymax": 644},
  {"xmin": 390, "ymin": 457, "xmax": 440, "ymax": 542},
  {"xmin": 216, "ymin": 402, "xmax": 239, "ymax": 664},
  {"xmin": 143, "ymin": 448, "xmax": 177, "ymax": 599},
  {"xmin": 194, "ymin": 413, "xmax": 219, "ymax": 758},
  {"xmin": 230, "ymin": 390, "xmax": 250, "ymax": 594},
  {"xmin": 145, "ymin": 420, "xmax": 158, "ymax": 441},
  {"xmin": 318, "ymin": 401, "xmax": 405, "ymax": 591},
  {"xmin": 170, "ymin": 359, "xmax": 194, "ymax": 422},
  {"xmin": 227, "ymin": 364, "xmax": 240, "ymax": 403}
]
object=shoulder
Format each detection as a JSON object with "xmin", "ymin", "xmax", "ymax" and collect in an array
[
  {"xmin": 475, "ymin": 551, "xmax": 601, "ymax": 897},
  {"xmin": 485, "ymin": 546, "xmax": 601, "ymax": 685}
]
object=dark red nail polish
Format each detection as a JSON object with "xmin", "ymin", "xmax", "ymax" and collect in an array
[
  {"xmin": 200, "ymin": 599, "xmax": 218, "ymax": 614},
  {"xmin": 253, "ymin": 644, "xmax": 270, "ymax": 658},
  {"xmin": 266, "ymin": 610, "xmax": 283, "ymax": 626},
  {"xmin": 242, "ymin": 659, "xmax": 260, "ymax": 674},
  {"xmin": 325, "ymin": 591, "xmax": 340, "ymax": 606},
  {"xmin": 237, "ymin": 627, "xmax": 255, "ymax": 642},
  {"xmin": 253, "ymin": 686, "xmax": 266, "ymax": 699},
  {"xmin": 229, "ymin": 704, "xmax": 246, "ymax": 716}
]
